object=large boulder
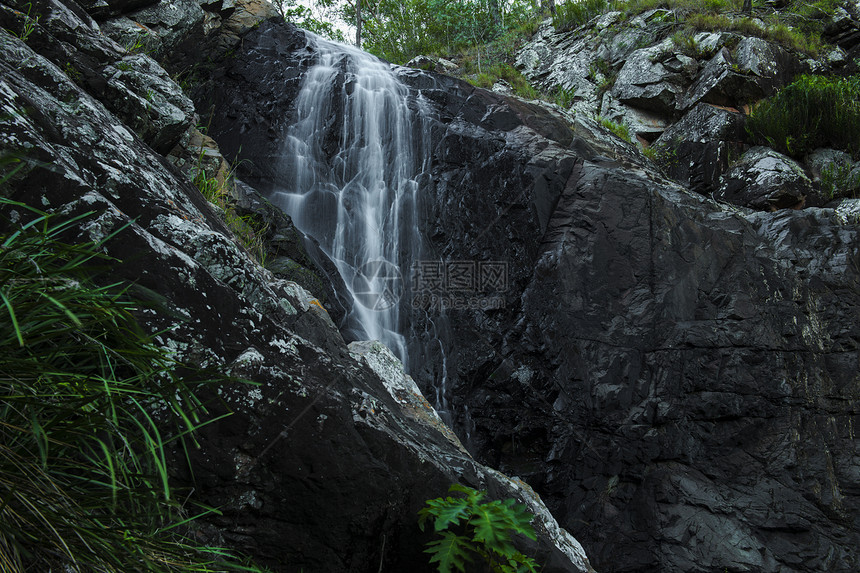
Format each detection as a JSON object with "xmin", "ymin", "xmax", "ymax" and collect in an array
[
  {"xmin": 716, "ymin": 146, "xmax": 814, "ymax": 210},
  {"xmin": 653, "ymin": 102, "xmax": 745, "ymax": 195},
  {"xmin": 612, "ymin": 39, "xmax": 687, "ymax": 114},
  {"xmin": 116, "ymin": 0, "xmax": 203, "ymax": 56},
  {"xmin": 679, "ymin": 38, "xmax": 803, "ymax": 110},
  {"xmin": 77, "ymin": 0, "xmax": 157, "ymax": 19}
]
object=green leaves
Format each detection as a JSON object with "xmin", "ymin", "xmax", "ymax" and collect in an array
[
  {"xmin": 419, "ymin": 484, "xmax": 541, "ymax": 573},
  {"xmin": 746, "ymin": 74, "xmax": 860, "ymax": 160},
  {"xmin": 425, "ymin": 532, "xmax": 474, "ymax": 573}
]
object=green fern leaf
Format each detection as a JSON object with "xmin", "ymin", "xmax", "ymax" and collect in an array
[
  {"xmin": 504, "ymin": 553, "xmax": 541, "ymax": 572},
  {"xmin": 449, "ymin": 483, "xmax": 486, "ymax": 505},
  {"xmin": 418, "ymin": 497, "xmax": 470, "ymax": 532},
  {"xmin": 470, "ymin": 501, "xmax": 517, "ymax": 557},
  {"xmin": 424, "ymin": 531, "xmax": 473, "ymax": 573},
  {"xmin": 499, "ymin": 498, "xmax": 538, "ymax": 540}
]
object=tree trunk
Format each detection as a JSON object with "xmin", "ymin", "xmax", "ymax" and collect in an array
[
  {"xmin": 489, "ymin": 0, "xmax": 502, "ymax": 29},
  {"xmin": 743, "ymin": 0, "xmax": 752, "ymax": 14},
  {"xmin": 356, "ymin": 0, "xmax": 362, "ymax": 47}
]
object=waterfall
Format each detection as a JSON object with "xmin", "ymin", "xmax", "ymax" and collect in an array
[{"xmin": 271, "ymin": 34, "xmax": 431, "ymax": 366}]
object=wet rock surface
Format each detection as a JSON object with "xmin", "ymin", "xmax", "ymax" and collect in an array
[
  {"xmin": 717, "ymin": 146, "xmax": 814, "ymax": 209},
  {"xmin": 0, "ymin": 2, "xmax": 593, "ymax": 572},
  {"xmin": 204, "ymin": 18, "xmax": 860, "ymax": 573},
  {"xmin": 3, "ymin": 1, "xmax": 859, "ymax": 572},
  {"xmin": 653, "ymin": 102, "xmax": 745, "ymax": 195}
]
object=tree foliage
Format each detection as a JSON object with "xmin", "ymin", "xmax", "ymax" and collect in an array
[
  {"xmin": 333, "ymin": 0, "xmax": 540, "ymax": 63},
  {"xmin": 271, "ymin": 0, "xmax": 347, "ymax": 42},
  {"xmin": 419, "ymin": 484, "xmax": 541, "ymax": 573}
]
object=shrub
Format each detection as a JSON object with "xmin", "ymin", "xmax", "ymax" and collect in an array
[
  {"xmin": 746, "ymin": 74, "xmax": 860, "ymax": 158},
  {"xmin": 553, "ymin": 0, "xmax": 608, "ymax": 32},
  {"xmin": 0, "ymin": 192, "xmax": 264, "ymax": 572},
  {"xmin": 820, "ymin": 162, "xmax": 860, "ymax": 200},
  {"xmin": 464, "ymin": 61, "xmax": 540, "ymax": 100},
  {"xmin": 419, "ymin": 484, "xmax": 541, "ymax": 573}
]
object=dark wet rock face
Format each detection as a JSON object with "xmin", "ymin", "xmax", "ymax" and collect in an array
[
  {"xmin": 0, "ymin": 2, "xmax": 592, "ymax": 572},
  {"xmin": 653, "ymin": 102, "xmax": 745, "ymax": 196},
  {"xmin": 6, "ymin": 0, "xmax": 858, "ymax": 570},
  {"xmin": 717, "ymin": 146, "xmax": 813, "ymax": 210},
  {"xmin": 201, "ymin": 19, "xmax": 860, "ymax": 573}
]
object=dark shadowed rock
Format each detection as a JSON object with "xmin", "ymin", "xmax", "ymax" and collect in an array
[
  {"xmin": 679, "ymin": 38, "xmax": 803, "ymax": 110},
  {"xmin": 806, "ymin": 148, "xmax": 855, "ymax": 180},
  {"xmin": 77, "ymin": 0, "xmax": 156, "ymax": 19},
  {"xmin": 825, "ymin": 0, "xmax": 860, "ymax": 52},
  {"xmin": 0, "ymin": 7, "xmax": 594, "ymax": 572},
  {"xmin": 653, "ymin": 102, "xmax": 745, "ymax": 195},
  {"xmin": 717, "ymin": 146, "xmax": 813, "ymax": 210},
  {"xmin": 120, "ymin": 0, "xmax": 202, "ymax": 55},
  {"xmin": 202, "ymin": 19, "xmax": 859, "ymax": 573}
]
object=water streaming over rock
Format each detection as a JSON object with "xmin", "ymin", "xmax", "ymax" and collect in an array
[{"xmin": 271, "ymin": 34, "xmax": 434, "ymax": 370}]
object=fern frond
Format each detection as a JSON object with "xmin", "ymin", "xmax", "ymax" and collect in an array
[{"xmin": 424, "ymin": 531, "xmax": 473, "ymax": 573}]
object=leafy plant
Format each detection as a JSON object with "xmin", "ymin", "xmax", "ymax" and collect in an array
[
  {"xmin": 641, "ymin": 144, "xmax": 659, "ymax": 161},
  {"xmin": 0, "ymin": 190, "xmax": 263, "ymax": 572},
  {"xmin": 418, "ymin": 484, "xmax": 541, "ymax": 573},
  {"xmin": 820, "ymin": 162, "xmax": 860, "ymax": 200},
  {"xmin": 746, "ymin": 74, "xmax": 860, "ymax": 158},
  {"xmin": 552, "ymin": 85, "xmax": 576, "ymax": 109}
]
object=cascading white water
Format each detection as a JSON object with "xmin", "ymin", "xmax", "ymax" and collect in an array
[{"xmin": 271, "ymin": 34, "xmax": 431, "ymax": 365}]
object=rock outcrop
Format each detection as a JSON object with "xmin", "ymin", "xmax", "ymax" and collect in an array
[
  {"xmin": 202, "ymin": 12, "xmax": 858, "ymax": 573},
  {"xmin": 2, "ymin": 1, "xmax": 859, "ymax": 572},
  {"xmin": 516, "ymin": 6, "xmax": 860, "ymax": 211},
  {"xmin": 0, "ymin": 1, "xmax": 592, "ymax": 572}
]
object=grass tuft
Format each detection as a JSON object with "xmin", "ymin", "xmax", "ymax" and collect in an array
[
  {"xmin": 597, "ymin": 116, "xmax": 633, "ymax": 142},
  {"xmin": 554, "ymin": 0, "xmax": 608, "ymax": 32},
  {"xmin": 193, "ymin": 157, "xmax": 269, "ymax": 266},
  {"xmin": 0, "ymin": 190, "xmax": 267, "ymax": 572},
  {"xmin": 746, "ymin": 74, "xmax": 860, "ymax": 158}
]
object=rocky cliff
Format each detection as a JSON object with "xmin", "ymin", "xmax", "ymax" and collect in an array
[
  {"xmin": 199, "ymin": 5, "xmax": 859, "ymax": 572},
  {"xmin": 1, "ymin": 0, "xmax": 859, "ymax": 572},
  {"xmin": 0, "ymin": 0, "xmax": 591, "ymax": 571}
]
